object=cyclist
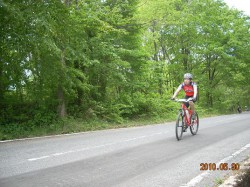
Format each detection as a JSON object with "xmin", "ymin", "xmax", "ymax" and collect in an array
[
  {"xmin": 172, "ymin": 73, "xmax": 198, "ymax": 120},
  {"xmin": 237, "ymin": 105, "xmax": 242, "ymax": 113}
]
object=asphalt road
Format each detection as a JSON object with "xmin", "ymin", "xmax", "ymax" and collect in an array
[{"xmin": 0, "ymin": 112, "xmax": 250, "ymax": 187}]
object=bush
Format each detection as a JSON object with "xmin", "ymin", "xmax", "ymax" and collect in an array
[{"xmin": 234, "ymin": 168, "xmax": 250, "ymax": 187}]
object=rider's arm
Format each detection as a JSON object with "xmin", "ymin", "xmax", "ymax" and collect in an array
[
  {"xmin": 172, "ymin": 84, "xmax": 182, "ymax": 98},
  {"xmin": 193, "ymin": 84, "xmax": 198, "ymax": 99}
]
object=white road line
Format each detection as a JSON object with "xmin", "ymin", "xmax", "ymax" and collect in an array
[
  {"xmin": 28, "ymin": 156, "xmax": 50, "ymax": 161},
  {"xmin": 180, "ymin": 143, "xmax": 250, "ymax": 187},
  {"xmin": 27, "ymin": 132, "xmax": 168, "ymax": 162}
]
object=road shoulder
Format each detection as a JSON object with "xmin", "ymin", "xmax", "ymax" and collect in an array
[{"xmin": 218, "ymin": 156, "xmax": 250, "ymax": 187}]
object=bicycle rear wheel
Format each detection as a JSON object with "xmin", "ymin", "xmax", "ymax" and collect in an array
[
  {"xmin": 176, "ymin": 111, "xmax": 184, "ymax": 140},
  {"xmin": 190, "ymin": 112, "xmax": 199, "ymax": 135}
]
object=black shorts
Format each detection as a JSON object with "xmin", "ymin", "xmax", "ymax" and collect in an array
[{"xmin": 184, "ymin": 96, "xmax": 196, "ymax": 108}]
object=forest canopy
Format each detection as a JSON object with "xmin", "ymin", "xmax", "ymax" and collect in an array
[{"xmin": 0, "ymin": 0, "xmax": 249, "ymax": 127}]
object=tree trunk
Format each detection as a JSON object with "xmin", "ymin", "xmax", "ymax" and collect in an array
[
  {"xmin": 0, "ymin": 60, "xmax": 4, "ymax": 103},
  {"xmin": 151, "ymin": 20, "xmax": 158, "ymax": 61},
  {"xmin": 182, "ymin": 47, "xmax": 189, "ymax": 71},
  {"xmin": 153, "ymin": 40, "xmax": 158, "ymax": 61},
  {"xmin": 57, "ymin": 50, "xmax": 67, "ymax": 118},
  {"xmin": 57, "ymin": 85, "xmax": 66, "ymax": 117}
]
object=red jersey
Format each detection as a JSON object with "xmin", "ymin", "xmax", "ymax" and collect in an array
[{"xmin": 180, "ymin": 82, "xmax": 196, "ymax": 97}]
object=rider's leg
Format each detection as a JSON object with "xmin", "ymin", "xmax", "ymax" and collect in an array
[
  {"xmin": 189, "ymin": 101, "xmax": 195, "ymax": 119},
  {"xmin": 189, "ymin": 101, "xmax": 195, "ymax": 113}
]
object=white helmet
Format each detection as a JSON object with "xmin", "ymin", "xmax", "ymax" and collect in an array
[{"xmin": 184, "ymin": 73, "xmax": 193, "ymax": 79}]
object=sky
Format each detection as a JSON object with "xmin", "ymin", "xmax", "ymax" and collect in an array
[{"xmin": 223, "ymin": 0, "xmax": 250, "ymax": 15}]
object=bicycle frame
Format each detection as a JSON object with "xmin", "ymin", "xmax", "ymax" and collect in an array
[
  {"xmin": 172, "ymin": 98, "xmax": 199, "ymax": 140},
  {"xmin": 181, "ymin": 103, "xmax": 193, "ymax": 126},
  {"xmin": 173, "ymin": 98, "xmax": 193, "ymax": 126}
]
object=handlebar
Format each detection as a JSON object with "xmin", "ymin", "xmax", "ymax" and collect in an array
[{"xmin": 171, "ymin": 98, "xmax": 193, "ymax": 103}]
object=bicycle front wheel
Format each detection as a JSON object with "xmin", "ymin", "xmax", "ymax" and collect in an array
[
  {"xmin": 176, "ymin": 111, "xmax": 184, "ymax": 140},
  {"xmin": 190, "ymin": 112, "xmax": 199, "ymax": 135}
]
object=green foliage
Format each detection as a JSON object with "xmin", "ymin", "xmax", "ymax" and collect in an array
[{"xmin": 0, "ymin": 0, "xmax": 249, "ymax": 140}]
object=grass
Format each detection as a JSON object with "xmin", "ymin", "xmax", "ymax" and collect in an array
[
  {"xmin": 0, "ymin": 109, "xmax": 235, "ymax": 141},
  {"xmin": 0, "ymin": 115, "xmax": 176, "ymax": 141},
  {"xmin": 214, "ymin": 177, "xmax": 224, "ymax": 186}
]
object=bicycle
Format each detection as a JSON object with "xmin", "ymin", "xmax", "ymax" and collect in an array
[{"xmin": 172, "ymin": 98, "xmax": 199, "ymax": 141}]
